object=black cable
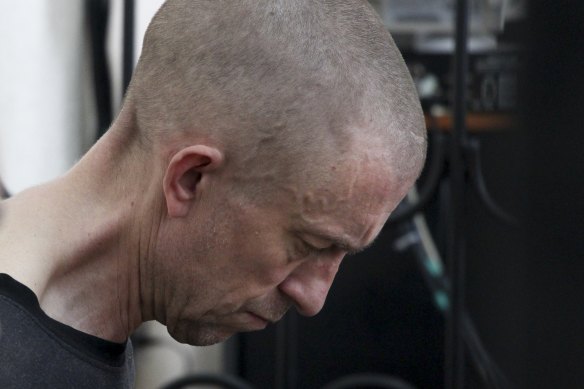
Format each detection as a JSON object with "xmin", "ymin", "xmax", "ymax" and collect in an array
[
  {"xmin": 393, "ymin": 203, "xmax": 514, "ymax": 389},
  {"xmin": 462, "ymin": 317, "xmax": 513, "ymax": 389},
  {"xmin": 387, "ymin": 133, "xmax": 447, "ymax": 226},
  {"xmin": 123, "ymin": 0, "xmax": 135, "ymax": 96},
  {"xmin": 464, "ymin": 137, "xmax": 519, "ymax": 225},
  {"xmin": 321, "ymin": 373, "xmax": 417, "ymax": 389},
  {"xmin": 160, "ymin": 373, "xmax": 255, "ymax": 389},
  {"xmin": 86, "ymin": 0, "xmax": 113, "ymax": 141}
]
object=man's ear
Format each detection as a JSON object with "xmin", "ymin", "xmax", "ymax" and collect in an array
[{"xmin": 163, "ymin": 145, "xmax": 223, "ymax": 217}]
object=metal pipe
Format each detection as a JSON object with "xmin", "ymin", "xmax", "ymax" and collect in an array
[
  {"xmin": 445, "ymin": 0, "xmax": 469, "ymax": 388},
  {"xmin": 123, "ymin": 0, "xmax": 135, "ymax": 96},
  {"xmin": 275, "ymin": 311, "xmax": 298, "ymax": 389},
  {"xmin": 86, "ymin": 0, "xmax": 112, "ymax": 140}
]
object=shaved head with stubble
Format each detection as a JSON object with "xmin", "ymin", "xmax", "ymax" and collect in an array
[
  {"xmin": 121, "ymin": 0, "xmax": 427, "ymax": 345},
  {"xmin": 0, "ymin": 0, "xmax": 427, "ymax": 356},
  {"xmin": 115, "ymin": 0, "xmax": 427, "ymax": 345},
  {"xmin": 126, "ymin": 0, "xmax": 426, "ymax": 199}
]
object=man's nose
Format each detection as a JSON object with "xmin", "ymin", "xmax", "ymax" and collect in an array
[{"xmin": 278, "ymin": 254, "xmax": 343, "ymax": 317}]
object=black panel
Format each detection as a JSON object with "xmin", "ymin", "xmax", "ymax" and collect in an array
[
  {"xmin": 237, "ymin": 225, "xmax": 444, "ymax": 389},
  {"xmin": 234, "ymin": 5, "xmax": 584, "ymax": 388}
]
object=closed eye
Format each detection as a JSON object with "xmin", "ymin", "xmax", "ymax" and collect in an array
[
  {"xmin": 295, "ymin": 240, "xmax": 331, "ymax": 259},
  {"xmin": 307, "ymin": 243, "xmax": 332, "ymax": 254}
]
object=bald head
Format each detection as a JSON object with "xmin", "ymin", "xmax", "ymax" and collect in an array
[{"xmin": 125, "ymin": 0, "xmax": 426, "ymax": 199}]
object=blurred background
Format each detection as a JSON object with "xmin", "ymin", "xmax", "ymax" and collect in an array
[{"xmin": 1, "ymin": 1, "xmax": 582, "ymax": 388}]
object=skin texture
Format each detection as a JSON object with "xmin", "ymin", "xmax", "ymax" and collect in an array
[
  {"xmin": 129, "ymin": 0, "xmax": 427, "ymax": 187},
  {"xmin": 0, "ymin": 0, "xmax": 426, "ymax": 347},
  {"xmin": 151, "ymin": 139, "xmax": 408, "ymax": 345}
]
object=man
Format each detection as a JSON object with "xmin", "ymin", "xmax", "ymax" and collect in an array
[{"xmin": 0, "ymin": 0, "xmax": 426, "ymax": 387}]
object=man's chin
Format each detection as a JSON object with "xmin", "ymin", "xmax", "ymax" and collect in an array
[{"xmin": 168, "ymin": 324, "xmax": 234, "ymax": 346}]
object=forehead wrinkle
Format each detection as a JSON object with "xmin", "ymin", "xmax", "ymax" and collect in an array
[
  {"xmin": 301, "ymin": 198, "xmax": 389, "ymax": 248},
  {"xmin": 302, "ymin": 229, "xmax": 360, "ymax": 252},
  {"xmin": 298, "ymin": 165, "xmax": 390, "ymax": 218},
  {"xmin": 303, "ymin": 222, "xmax": 380, "ymax": 255},
  {"xmin": 295, "ymin": 163, "xmax": 396, "ymax": 245}
]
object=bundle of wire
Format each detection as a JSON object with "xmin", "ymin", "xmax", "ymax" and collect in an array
[{"xmin": 393, "ymin": 187, "xmax": 514, "ymax": 389}]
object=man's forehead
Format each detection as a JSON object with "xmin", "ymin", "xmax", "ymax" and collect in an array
[
  {"xmin": 298, "ymin": 154, "xmax": 397, "ymax": 211},
  {"xmin": 300, "ymin": 217, "xmax": 387, "ymax": 255},
  {"xmin": 293, "ymin": 168, "xmax": 399, "ymax": 244},
  {"xmin": 298, "ymin": 181, "xmax": 394, "ymax": 220}
]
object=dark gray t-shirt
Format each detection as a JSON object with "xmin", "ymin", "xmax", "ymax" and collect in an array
[{"xmin": 0, "ymin": 274, "xmax": 134, "ymax": 388}]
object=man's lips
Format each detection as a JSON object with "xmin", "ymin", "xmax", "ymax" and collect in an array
[
  {"xmin": 248, "ymin": 311, "xmax": 271, "ymax": 324},
  {"xmin": 245, "ymin": 312, "xmax": 271, "ymax": 330}
]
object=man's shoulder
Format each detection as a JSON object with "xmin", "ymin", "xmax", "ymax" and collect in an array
[{"xmin": 0, "ymin": 274, "xmax": 135, "ymax": 388}]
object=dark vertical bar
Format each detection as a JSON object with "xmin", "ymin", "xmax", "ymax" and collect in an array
[
  {"xmin": 86, "ymin": 0, "xmax": 112, "ymax": 140},
  {"xmin": 275, "ymin": 311, "xmax": 298, "ymax": 389},
  {"xmin": 275, "ymin": 319, "xmax": 286, "ymax": 389},
  {"xmin": 446, "ymin": 0, "xmax": 468, "ymax": 388},
  {"xmin": 518, "ymin": 1, "xmax": 584, "ymax": 387},
  {"xmin": 286, "ymin": 312, "xmax": 298, "ymax": 389},
  {"xmin": 123, "ymin": 0, "xmax": 135, "ymax": 96},
  {"xmin": 0, "ymin": 178, "xmax": 9, "ymax": 199},
  {"xmin": 223, "ymin": 336, "xmax": 240, "ymax": 378}
]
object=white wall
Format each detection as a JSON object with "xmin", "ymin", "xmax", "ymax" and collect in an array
[
  {"xmin": 0, "ymin": 1, "xmax": 225, "ymax": 387},
  {"xmin": 0, "ymin": 0, "xmax": 95, "ymax": 194}
]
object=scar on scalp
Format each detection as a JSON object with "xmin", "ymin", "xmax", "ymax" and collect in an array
[{"xmin": 301, "ymin": 189, "xmax": 347, "ymax": 215}]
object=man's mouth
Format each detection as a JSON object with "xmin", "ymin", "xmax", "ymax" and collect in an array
[{"xmin": 246, "ymin": 312, "xmax": 270, "ymax": 329}]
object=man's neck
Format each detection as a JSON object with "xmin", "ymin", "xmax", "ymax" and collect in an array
[{"xmin": 0, "ymin": 127, "xmax": 157, "ymax": 342}]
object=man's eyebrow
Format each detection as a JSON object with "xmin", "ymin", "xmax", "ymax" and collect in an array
[
  {"xmin": 308, "ymin": 232, "xmax": 376, "ymax": 255},
  {"xmin": 341, "ymin": 240, "xmax": 375, "ymax": 255}
]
